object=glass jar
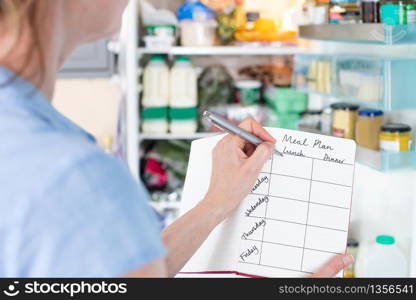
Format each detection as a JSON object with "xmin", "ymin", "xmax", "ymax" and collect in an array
[
  {"xmin": 361, "ymin": 0, "xmax": 381, "ymax": 23},
  {"xmin": 380, "ymin": 123, "xmax": 412, "ymax": 152},
  {"xmin": 331, "ymin": 103, "xmax": 360, "ymax": 139},
  {"xmin": 344, "ymin": 239, "xmax": 359, "ymax": 278},
  {"xmin": 355, "ymin": 109, "xmax": 384, "ymax": 150}
]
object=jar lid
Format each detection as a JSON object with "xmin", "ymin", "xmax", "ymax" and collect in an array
[
  {"xmin": 330, "ymin": 103, "xmax": 360, "ymax": 111},
  {"xmin": 376, "ymin": 235, "xmax": 395, "ymax": 245},
  {"xmin": 142, "ymin": 107, "xmax": 168, "ymax": 119},
  {"xmin": 170, "ymin": 107, "xmax": 197, "ymax": 120},
  {"xmin": 358, "ymin": 108, "xmax": 384, "ymax": 117},
  {"xmin": 302, "ymin": 110, "xmax": 323, "ymax": 116},
  {"xmin": 235, "ymin": 80, "xmax": 262, "ymax": 89},
  {"xmin": 381, "ymin": 123, "xmax": 412, "ymax": 133},
  {"xmin": 347, "ymin": 239, "xmax": 359, "ymax": 247},
  {"xmin": 246, "ymin": 12, "xmax": 260, "ymax": 22}
]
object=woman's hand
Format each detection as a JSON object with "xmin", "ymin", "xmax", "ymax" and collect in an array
[
  {"xmin": 203, "ymin": 117, "xmax": 275, "ymax": 221},
  {"xmin": 311, "ymin": 254, "xmax": 354, "ymax": 278}
]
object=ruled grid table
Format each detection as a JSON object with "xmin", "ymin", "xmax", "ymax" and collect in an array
[{"xmin": 237, "ymin": 152, "xmax": 354, "ymax": 276}]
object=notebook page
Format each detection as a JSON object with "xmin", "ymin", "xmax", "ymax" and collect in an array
[
  {"xmin": 235, "ymin": 128, "xmax": 356, "ymax": 278},
  {"xmin": 179, "ymin": 134, "xmax": 244, "ymax": 273}
]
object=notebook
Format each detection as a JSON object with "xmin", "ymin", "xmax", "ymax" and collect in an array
[{"xmin": 179, "ymin": 128, "xmax": 356, "ymax": 278}]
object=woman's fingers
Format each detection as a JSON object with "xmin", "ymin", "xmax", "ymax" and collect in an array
[
  {"xmin": 238, "ymin": 117, "xmax": 277, "ymax": 144},
  {"xmin": 310, "ymin": 254, "xmax": 354, "ymax": 278},
  {"xmin": 228, "ymin": 117, "xmax": 276, "ymax": 155},
  {"xmin": 245, "ymin": 142, "xmax": 274, "ymax": 171}
]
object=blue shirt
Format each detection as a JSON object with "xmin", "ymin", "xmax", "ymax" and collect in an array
[{"xmin": 0, "ymin": 67, "xmax": 166, "ymax": 277}]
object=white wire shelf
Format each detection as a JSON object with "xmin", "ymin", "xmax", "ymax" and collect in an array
[
  {"xmin": 139, "ymin": 132, "xmax": 219, "ymax": 141},
  {"xmin": 137, "ymin": 45, "xmax": 302, "ymax": 56}
]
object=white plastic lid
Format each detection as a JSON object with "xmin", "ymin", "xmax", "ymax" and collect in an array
[{"xmin": 235, "ymin": 80, "xmax": 262, "ymax": 89}]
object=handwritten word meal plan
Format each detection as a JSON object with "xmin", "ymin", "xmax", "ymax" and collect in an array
[{"xmin": 179, "ymin": 128, "xmax": 356, "ymax": 278}]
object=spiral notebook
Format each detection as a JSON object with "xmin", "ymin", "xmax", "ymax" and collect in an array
[{"xmin": 179, "ymin": 128, "xmax": 356, "ymax": 278}]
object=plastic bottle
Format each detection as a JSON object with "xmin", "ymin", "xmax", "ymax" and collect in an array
[
  {"xmin": 142, "ymin": 55, "xmax": 170, "ymax": 107},
  {"xmin": 406, "ymin": 0, "xmax": 416, "ymax": 24},
  {"xmin": 141, "ymin": 107, "xmax": 169, "ymax": 134},
  {"xmin": 169, "ymin": 56, "xmax": 197, "ymax": 108},
  {"xmin": 169, "ymin": 107, "xmax": 198, "ymax": 134},
  {"xmin": 358, "ymin": 235, "xmax": 408, "ymax": 277}
]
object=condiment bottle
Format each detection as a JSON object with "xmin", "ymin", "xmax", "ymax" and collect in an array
[
  {"xmin": 331, "ymin": 103, "xmax": 360, "ymax": 139},
  {"xmin": 355, "ymin": 109, "xmax": 384, "ymax": 150},
  {"xmin": 361, "ymin": 0, "xmax": 381, "ymax": 23},
  {"xmin": 344, "ymin": 239, "xmax": 359, "ymax": 278},
  {"xmin": 379, "ymin": 123, "xmax": 412, "ymax": 152}
]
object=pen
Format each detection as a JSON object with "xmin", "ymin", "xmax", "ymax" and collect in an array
[{"xmin": 203, "ymin": 111, "xmax": 284, "ymax": 157}]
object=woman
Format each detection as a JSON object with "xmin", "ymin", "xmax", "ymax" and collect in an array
[{"xmin": 0, "ymin": 0, "xmax": 352, "ymax": 277}]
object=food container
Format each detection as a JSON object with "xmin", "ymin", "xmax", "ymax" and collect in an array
[
  {"xmin": 380, "ymin": 0, "xmax": 406, "ymax": 25},
  {"xmin": 264, "ymin": 87, "xmax": 308, "ymax": 114},
  {"xmin": 179, "ymin": 19, "xmax": 217, "ymax": 47},
  {"xmin": 143, "ymin": 36, "xmax": 175, "ymax": 49},
  {"xmin": 145, "ymin": 25, "xmax": 176, "ymax": 37},
  {"xmin": 345, "ymin": 239, "xmax": 360, "ymax": 278},
  {"xmin": 331, "ymin": 103, "xmax": 360, "ymax": 139},
  {"xmin": 380, "ymin": 123, "xmax": 412, "ymax": 152},
  {"xmin": 361, "ymin": 0, "xmax": 380, "ymax": 23},
  {"xmin": 298, "ymin": 110, "xmax": 323, "ymax": 132},
  {"xmin": 355, "ymin": 109, "xmax": 384, "ymax": 150},
  {"xmin": 235, "ymin": 80, "xmax": 262, "ymax": 106}
]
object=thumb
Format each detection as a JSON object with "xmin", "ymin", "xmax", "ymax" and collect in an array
[
  {"xmin": 246, "ymin": 142, "xmax": 275, "ymax": 170},
  {"xmin": 310, "ymin": 254, "xmax": 354, "ymax": 278}
]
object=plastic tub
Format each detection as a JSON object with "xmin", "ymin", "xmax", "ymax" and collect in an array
[
  {"xmin": 179, "ymin": 20, "xmax": 217, "ymax": 47},
  {"xmin": 143, "ymin": 36, "xmax": 175, "ymax": 49},
  {"xmin": 264, "ymin": 87, "xmax": 308, "ymax": 114},
  {"xmin": 235, "ymin": 80, "xmax": 262, "ymax": 105}
]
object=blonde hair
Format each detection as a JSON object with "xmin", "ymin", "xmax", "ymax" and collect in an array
[{"xmin": 0, "ymin": 0, "xmax": 44, "ymax": 84}]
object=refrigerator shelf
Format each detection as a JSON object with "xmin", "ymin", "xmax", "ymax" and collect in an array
[
  {"xmin": 137, "ymin": 45, "xmax": 302, "ymax": 56},
  {"xmin": 356, "ymin": 146, "xmax": 416, "ymax": 171},
  {"xmin": 300, "ymin": 24, "xmax": 416, "ymax": 45},
  {"xmin": 138, "ymin": 132, "xmax": 218, "ymax": 141},
  {"xmin": 293, "ymin": 54, "xmax": 416, "ymax": 111}
]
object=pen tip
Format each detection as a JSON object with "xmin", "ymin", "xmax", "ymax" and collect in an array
[{"xmin": 275, "ymin": 150, "xmax": 284, "ymax": 157}]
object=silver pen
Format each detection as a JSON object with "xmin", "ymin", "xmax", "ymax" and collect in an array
[{"xmin": 203, "ymin": 111, "xmax": 284, "ymax": 157}]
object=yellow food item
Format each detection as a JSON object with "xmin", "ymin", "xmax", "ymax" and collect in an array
[
  {"xmin": 253, "ymin": 18, "xmax": 278, "ymax": 33},
  {"xmin": 380, "ymin": 125, "xmax": 412, "ymax": 152},
  {"xmin": 234, "ymin": 30, "xmax": 296, "ymax": 42},
  {"xmin": 201, "ymin": 0, "xmax": 234, "ymax": 11}
]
